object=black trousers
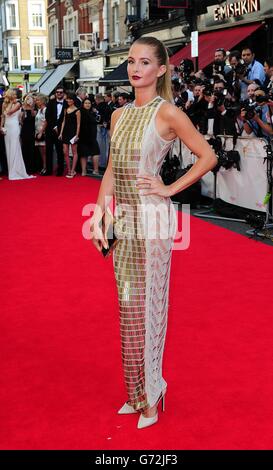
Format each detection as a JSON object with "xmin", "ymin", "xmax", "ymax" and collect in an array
[{"xmin": 45, "ymin": 130, "xmax": 64, "ymax": 175}]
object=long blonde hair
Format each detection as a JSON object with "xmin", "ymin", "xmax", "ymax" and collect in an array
[
  {"xmin": 3, "ymin": 89, "xmax": 17, "ymax": 113},
  {"xmin": 133, "ymin": 36, "xmax": 173, "ymax": 102}
]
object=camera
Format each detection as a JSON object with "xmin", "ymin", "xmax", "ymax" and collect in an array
[
  {"xmin": 245, "ymin": 213, "xmax": 265, "ymax": 230},
  {"xmin": 213, "ymin": 61, "xmax": 226, "ymax": 75},
  {"xmin": 213, "ymin": 148, "xmax": 241, "ymax": 173},
  {"xmin": 255, "ymin": 90, "xmax": 273, "ymax": 104},
  {"xmin": 255, "ymin": 94, "xmax": 270, "ymax": 104},
  {"xmin": 241, "ymin": 100, "xmax": 261, "ymax": 120},
  {"xmin": 203, "ymin": 86, "xmax": 228, "ymax": 107},
  {"xmin": 245, "ymin": 105, "xmax": 260, "ymax": 120},
  {"xmin": 225, "ymin": 101, "xmax": 242, "ymax": 117},
  {"xmin": 202, "ymin": 81, "xmax": 214, "ymax": 97},
  {"xmin": 179, "ymin": 59, "xmax": 194, "ymax": 80},
  {"xmin": 213, "ymin": 89, "xmax": 228, "ymax": 107},
  {"xmin": 208, "ymin": 137, "xmax": 240, "ymax": 173},
  {"xmin": 234, "ymin": 62, "xmax": 248, "ymax": 77}
]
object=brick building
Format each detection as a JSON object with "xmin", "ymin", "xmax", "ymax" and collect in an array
[
  {"xmin": 37, "ymin": 0, "xmax": 104, "ymax": 94},
  {"xmin": 47, "ymin": 0, "xmax": 104, "ymax": 63}
]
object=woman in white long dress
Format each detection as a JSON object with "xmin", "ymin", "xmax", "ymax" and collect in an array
[{"xmin": 0, "ymin": 89, "xmax": 35, "ymax": 180}]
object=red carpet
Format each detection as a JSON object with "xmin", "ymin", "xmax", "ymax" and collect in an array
[{"xmin": 1, "ymin": 175, "xmax": 273, "ymax": 450}]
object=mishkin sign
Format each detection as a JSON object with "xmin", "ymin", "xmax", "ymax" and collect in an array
[
  {"xmin": 214, "ymin": 0, "xmax": 260, "ymax": 21},
  {"xmin": 198, "ymin": 0, "xmax": 273, "ymax": 31}
]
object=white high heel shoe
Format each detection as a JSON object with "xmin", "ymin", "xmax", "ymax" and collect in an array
[
  {"xmin": 117, "ymin": 401, "xmax": 138, "ymax": 414},
  {"xmin": 137, "ymin": 391, "xmax": 166, "ymax": 429}
]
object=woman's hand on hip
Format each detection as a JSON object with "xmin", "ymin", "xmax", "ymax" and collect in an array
[{"xmin": 136, "ymin": 175, "xmax": 172, "ymax": 197}]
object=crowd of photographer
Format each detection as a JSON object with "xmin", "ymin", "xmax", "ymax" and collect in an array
[{"xmin": 171, "ymin": 46, "xmax": 273, "ymax": 142}]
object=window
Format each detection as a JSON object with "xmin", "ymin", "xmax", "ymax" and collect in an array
[
  {"xmin": 112, "ymin": 5, "xmax": 120, "ymax": 43},
  {"xmin": 29, "ymin": 36, "xmax": 47, "ymax": 70},
  {"xmin": 6, "ymin": 2, "xmax": 19, "ymax": 29},
  {"xmin": 79, "ymin": 33, "xmax": 99, "ymax": 53},
  {"xmin": 32, "ymin": 3, "xmax": 43, "ymax": 28},
  {"xmin": 63, "ymin": 11, "xmax": 78, "ymax": 47},
  {"xmin": 66, "ymin": 17, "xmax": 74, "ymax": 47},
  {"xmin": 49, "ymin": 20, "xmax": 58, "ymax": 58},
  {"xmin": 8, "ymin": 4, "xmax": 16, "ymax": 27},
  {"xmin": 126, "ymin": 0, "xmax": 137, "ymax": 16},
  {"xmin": 33, "ymin": 43, "xmax": 44, "ymax": 68},
  {"xmin": 28, "ymin": 1, "xmax": 45, "ymax": 29},
  {"xmin": 9, "ymin": 42, "xmax": 19, "ymax": 70}
]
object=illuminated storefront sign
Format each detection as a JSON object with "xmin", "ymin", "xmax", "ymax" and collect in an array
[
  {"xmin": 198, "ymin": 0, "xmax": 273, "ymax": 31},
  {"xmin": 214, "ymin": 0, "xmax": 260, "ymax": 21}
]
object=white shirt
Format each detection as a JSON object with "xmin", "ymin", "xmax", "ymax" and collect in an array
[
  {"xmin": 56, "ymin": 101, "xmax": 64, "ymax": 120},
  {"xmin": 187, "ymin": 90, "xmax": 194, "ymax": 102}
]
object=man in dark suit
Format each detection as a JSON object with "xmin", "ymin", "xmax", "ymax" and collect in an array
[
  {"xmin": 45, "ymin": 86, "xmax": 67, "ymax": 176},
  {"xmin": 104, "ymin": 92, "xmax": 116, "ymax": 125},
  {"xmin": 75, "ymin": 86, "xmax": 88, "ymax": 109}
]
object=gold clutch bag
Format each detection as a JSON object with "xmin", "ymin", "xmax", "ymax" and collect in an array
[{"xmin": 100, "ymin": 207, "xmax": 119, "ymax": 258}]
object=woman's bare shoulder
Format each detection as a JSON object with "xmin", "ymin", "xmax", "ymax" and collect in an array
[
  {"xmin": 156, "ymin": 101, "xmax": 185, "ymax": 140},
  {"xmin": 110, "ymin": 107, "xmax": 125, "ymax": 131},
  {"xmin": 158, "ymin": 101, "xmax": 182, "ymax": 119},
  {"xmin": 111, "ymin": 107, "xmax": 124, "ymax": 121},
  {"xmin": 158, "ymin": 101, "xmax": 190, "ymax": 130}
]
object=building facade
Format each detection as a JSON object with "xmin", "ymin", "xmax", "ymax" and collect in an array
[
  {"xmin": 43, "ymin": 0, "xmax": 188, "ymax": 94},
  {"xmin": 170, "ymin": 1, "xmax": 273, "ymax": 72},
  {"xmin": 46, "ymin": 0, "xmax": 105, "ymax": 93},
  {"xmin": 103, "ymin": 0, "xmax": 187, "ymax": 88},
  {"xmin": 0, "ymin": 0, "xmax": 49, "ymax": 88},
  {"xmin": 197, "ymin": 0, "xmax": 273, "ymax": 59},
  {"xmin": 47, "ymin": 0, "xmax": 104, "ymax": 64}
]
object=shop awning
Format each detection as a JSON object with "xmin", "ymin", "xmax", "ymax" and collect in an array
[
  {"xmin": 77, "ymin": 77, "xmax": 101, "ymax": 83},
  {"xmin": 99, "ymin": 60, "xmax": 129, "ymax": 86},
  {"xmin": 32, "ymin": 69, "xmax": 55, "ymax": 91},
  {"xmin": 169, "ymin": 23, "xmax": 263, "ymax": 69},
  {"xmin": 39, "ymin": 61, "xmax": 76, "ymax": 95}
]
